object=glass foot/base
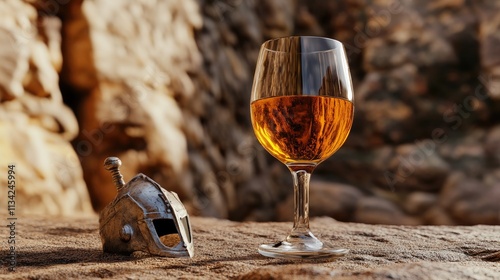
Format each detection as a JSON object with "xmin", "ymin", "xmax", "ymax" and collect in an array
[{"xmin": 258, "ymin": 241, "xmax": 349, "ymax": 260}]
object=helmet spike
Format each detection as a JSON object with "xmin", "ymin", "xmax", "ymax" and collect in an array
[{"xmin": 104, "ymin": 157, "xmax": 125, "ymax": 191}]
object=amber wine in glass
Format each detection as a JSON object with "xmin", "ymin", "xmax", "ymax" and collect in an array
[{"xmin": 250, "ymin": 36, "xmax": 354, "ymax": 259}]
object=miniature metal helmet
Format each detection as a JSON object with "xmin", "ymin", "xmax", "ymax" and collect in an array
[{"xmin": 99, "ymin": 157, "xmax": 194, "ymax": 257}]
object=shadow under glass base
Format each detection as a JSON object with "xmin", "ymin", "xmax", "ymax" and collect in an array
[{"xmin": 258, "ymin": 232, "xmax": 349, "ymax": 260}]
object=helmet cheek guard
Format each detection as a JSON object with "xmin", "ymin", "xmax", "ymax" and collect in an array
[{"xmin": 99, "ymin": 157, "xmax": 194, "ymax": 258}]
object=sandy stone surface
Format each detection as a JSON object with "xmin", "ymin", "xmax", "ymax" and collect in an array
[{"xmin": 1, "ymin": 214, "xmax": 499, "ymax": 279}]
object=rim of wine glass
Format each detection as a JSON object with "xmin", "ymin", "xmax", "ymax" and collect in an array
[{"xmin": 261, "ymin": 36, "xmax": 344, "ymax": 54}]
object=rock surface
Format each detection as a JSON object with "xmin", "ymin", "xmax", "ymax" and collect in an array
[{"xmin": 1, "ymin": 214, "xmax": 499, "ymax": 279}]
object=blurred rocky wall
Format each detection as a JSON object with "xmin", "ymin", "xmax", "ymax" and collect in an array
[
  {"xmin": 186, "ymin": 0, "xmax": 500, "ymax": 225},
  {"xmin": 296, "ymin": 0, "xmax": 500, "ymax": 225},
  {"xmin": 0, "ymin": 0, "xmax": 92, "ymax": 216},
  {"xmin": 61, "ymin": 0, "xmax": 204, "ymax": 213},
  {"xmin": 1, "ymin": 0, "xmax": 499, "ymax": 224}
]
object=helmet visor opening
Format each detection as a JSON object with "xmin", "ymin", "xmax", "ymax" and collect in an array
[{"xmin": 153, "ymin": 219, "xmax": 181, "ymax": 248}]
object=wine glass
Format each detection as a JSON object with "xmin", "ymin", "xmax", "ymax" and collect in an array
[{"xmin": 250, "ymin": 36, "xmax": 354, "ymax": 259}]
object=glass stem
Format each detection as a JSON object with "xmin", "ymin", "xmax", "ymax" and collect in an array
[{"xmin": 288, "ymin": 165, "xmax": 314, "ymax": 235}]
